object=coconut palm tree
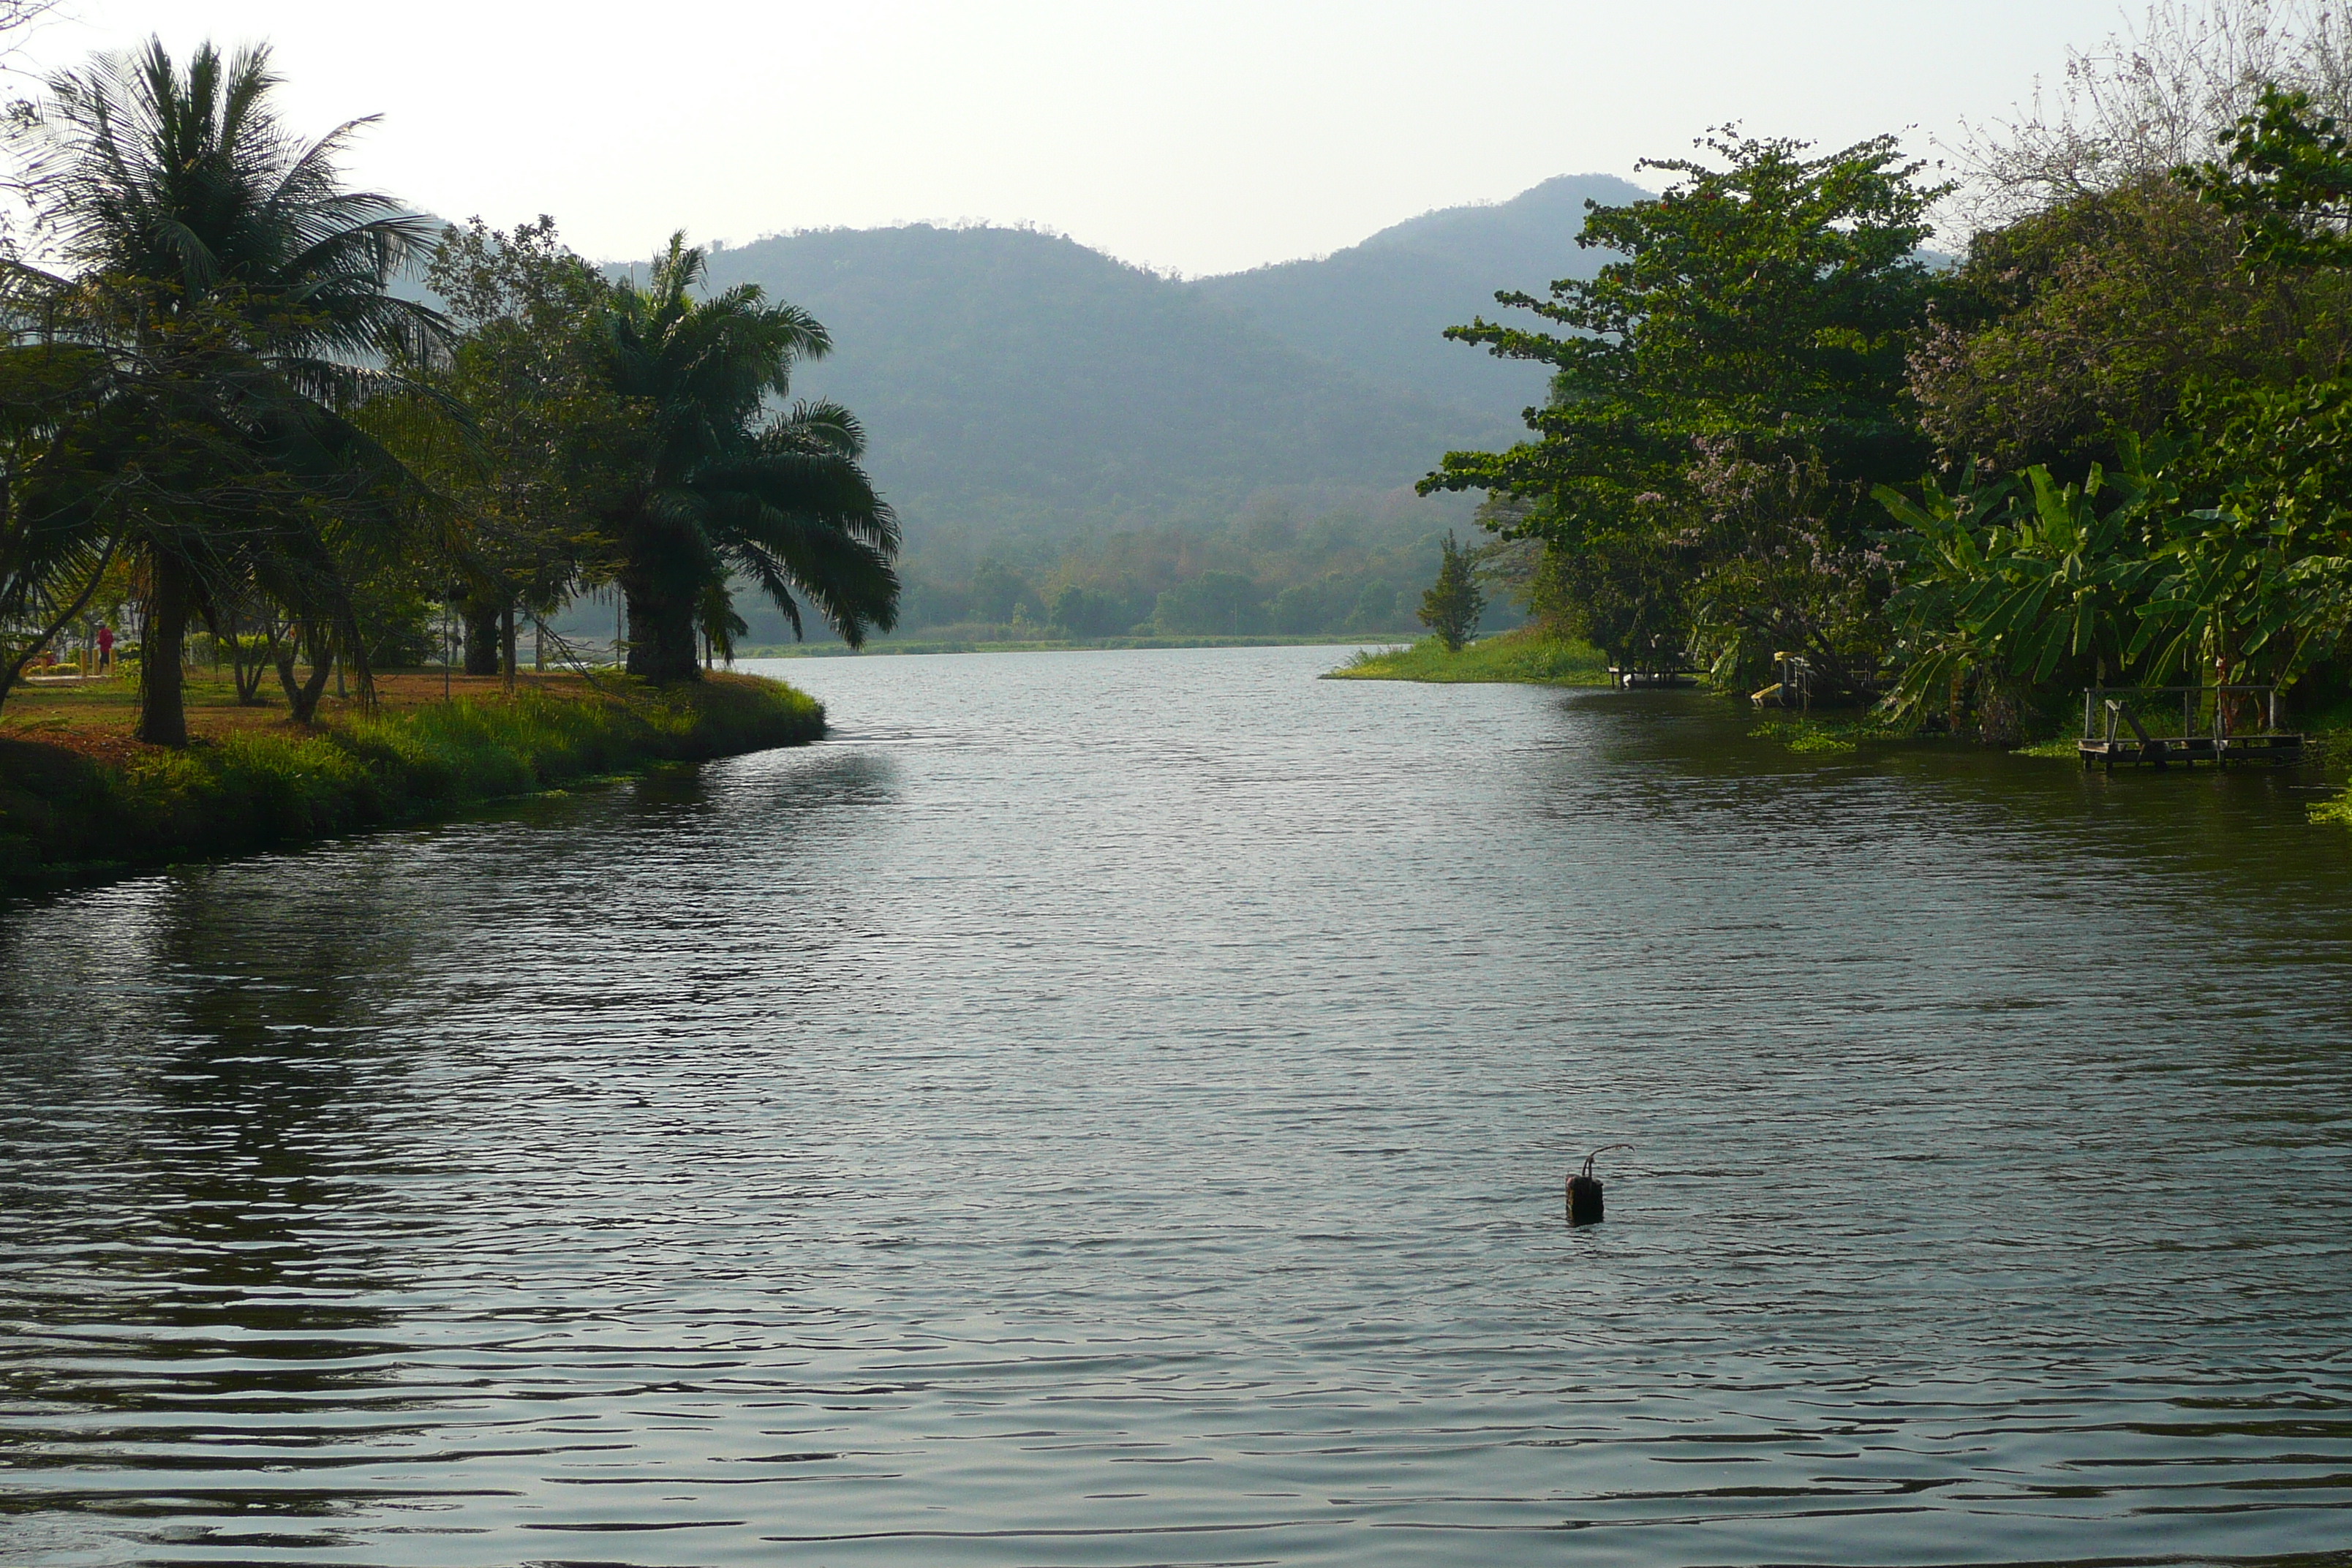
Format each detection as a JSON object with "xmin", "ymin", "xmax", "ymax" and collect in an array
[
  {"xmin": 594, "ymin": 237, "xmax": 898, "ymax": 681},
  {"xmin": 7, "ymin": 37, "xmax": 448, "ymax": 744}
]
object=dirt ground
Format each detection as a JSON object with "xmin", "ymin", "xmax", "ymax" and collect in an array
[{"xmin": 2, "ymin": 667, "xmax": 609, "ymax": 764}]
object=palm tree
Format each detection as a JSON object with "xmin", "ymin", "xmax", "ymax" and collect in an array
[
  {"xmin": 594, "ymin": 237, "xmax": 898, "ymax": 681},
  {"xmin": 8, "ymin": 38, "xmax": 448, "ymax": 744}
]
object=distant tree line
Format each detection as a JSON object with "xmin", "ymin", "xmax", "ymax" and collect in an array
[
  {"xmin": 828, "ymin": 496, "xmax": 1501, "ymax": 644},
  {"xmin": 0, "ymin": 38, "xmax": 900, "ymax": 744},
  {"xmin": 1428, "ymin": 0, "xmax": 2352, "ymax": 739}
]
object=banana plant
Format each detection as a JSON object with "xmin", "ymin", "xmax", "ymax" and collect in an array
[
  {"xmin": 1875, "ymin": 468, "xmax": 2006, "ymax": 720},
  {"xmin": 1877, "ymin": 443, "xmax": 2165, "ymax": 722}
]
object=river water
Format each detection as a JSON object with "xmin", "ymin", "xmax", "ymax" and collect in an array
[{"xmin": 3, "ymin": 644, "xmax": 2350, "ymax": 1567}]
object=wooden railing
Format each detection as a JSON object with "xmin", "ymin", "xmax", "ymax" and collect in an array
[
  {"xmin": 2081, "ymin": 685, "xmax": 2284, "ymax": 745},
  {"xmin": 2078, "ymin": 685, "xmax": 2302, "ymax": 769}
]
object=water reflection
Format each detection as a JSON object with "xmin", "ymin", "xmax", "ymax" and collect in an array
[
  {"xmin": 2, "ymin": 647, "xmax": 2348, "ymax": 1566},
  {"xmin": 0, "ymin": 870, "xmax": 437, "ymax": 1538}
]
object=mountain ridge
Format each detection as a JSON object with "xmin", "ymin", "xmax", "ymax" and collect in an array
[
  {"xmin": 680, "ymin": 172, "xmax": 1645, "ymax": 562},
  {"xmin": 696, "ymin": 221, "xmax": 1508, "ymax": 564},
  {"xmin": 1187, "ymin": 173, "xmax": 1649, "ymax": 423}
]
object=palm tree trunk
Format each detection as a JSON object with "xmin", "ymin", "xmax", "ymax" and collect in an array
[
  {"xmin": 462, "ymin": 600, "xmax": 501, "ymax": 676},
  {"xmin": 620, "ymin": 567, "xmax": 701, "ymax": 682},
  {"xmin": 137, "ymin": 555, "xmax": 192, "ymax": 747},
  {"xmin": 2215, "ymin": 635, "xmax": 2254, "ymax": 735}
]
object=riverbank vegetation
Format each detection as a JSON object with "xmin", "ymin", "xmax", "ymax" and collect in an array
[
  {"xmin": 1424, "ymin": 1, "xmax": 2352, "ymax": 754},
  {"xmin": 1416, "ymin": 532, "xmax": 1487, "ymax": 651},
  {"xmin": 0, "ymin": 37, "xmax": 899, "ymax": 748},
  {"xmin": 1329, "ymin": 626, "xmax": 1609, "ymax": 685},
  {"xmin": 0, "ymin": 670, "xmax": 819, "ymax": 889}
]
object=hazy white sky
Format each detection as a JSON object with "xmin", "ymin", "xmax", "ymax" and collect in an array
[{"xmin": 20, "ymin": 0, "xmax": 2146, "ymax": 275}]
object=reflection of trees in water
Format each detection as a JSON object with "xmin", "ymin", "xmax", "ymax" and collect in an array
[
  {"xmin": 0, "ymin": 863, "xmax": 439, "ymax": 1519},
  {"xmin": 0, "ymin": 753, "xmax": 903, "ymax": 1526},
  {"xmin": 437, "ymin": 753, "xmax": 911, "ymax": 1066},
  {"xmin": 1538, "ymin": 689, "xmax": 2352, "ymax": 908},
  {"xmin": 643, "ymin": 745, "xmax": 900, "ymax": 822}
]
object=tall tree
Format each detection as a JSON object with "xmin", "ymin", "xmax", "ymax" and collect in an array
[
  {"xmin": 1428, "ymin": 132, "xmax": 1942, "ymax": 509},
  {"xmin": 590, "ymin": 237, "xmax": 898, "ymax": 681},
  {"xmin": 1911, "ymin": 173, "xmax": 2352, "ymax": 472},
  {"xmin": 1422, "ymin": 132, "xmax": 1945, "ymax": 692},
  {"xmin": 421, "ymin": 216, "xmax": 626, "ymax": 685},
  {"xmin": 7, "ymin": 38, "xmax": 448, "ymax": 744}
]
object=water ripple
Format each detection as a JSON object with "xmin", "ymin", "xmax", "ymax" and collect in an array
[{"xmin": 4, "ymin": 646, "xmax": 2350, "ymax": 1565}]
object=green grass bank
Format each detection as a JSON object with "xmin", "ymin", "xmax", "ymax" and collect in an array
[
  {"xmin": 1324, "ymin": 627, "xmax": 1611, "ymax": 685},
  {"xmin": 0, "ymin": 673, "xmax": 823, "ymax": 894}
]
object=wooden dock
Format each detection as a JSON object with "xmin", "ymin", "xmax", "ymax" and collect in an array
[{"xmin": 2078, "ymin": 685, "xmax": 2305, "ymax": 770}]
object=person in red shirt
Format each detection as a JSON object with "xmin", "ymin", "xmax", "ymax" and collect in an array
[{"xmin": 96, "ymin": 624, "xmax": 113, "ymax": 672}]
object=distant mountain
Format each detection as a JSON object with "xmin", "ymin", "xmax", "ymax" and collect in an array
[
  {"xmin": 696, "ymin": 224, "xmax": 1511, "ymax": 559},
  {"xmin": 1189, "ymin": 174, "xmax": 1651, "ymax": 425},
  {"xmin": 685, "ymin": 175, "xmax": 1653, "ymax": 559}
]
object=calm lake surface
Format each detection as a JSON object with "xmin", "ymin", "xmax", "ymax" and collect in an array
[{"xmin": 4, "ymin": 644, "xmax": 2351, "ymax": 1567}]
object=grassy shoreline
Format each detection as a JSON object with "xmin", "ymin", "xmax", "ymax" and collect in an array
[
  {"xmin": 0, "ymin": 671, "xmax": 823, "ymax": 894},
  {"xmin": 1323, "ymin": 627, "xmax": 1611, "ymax": 685}
]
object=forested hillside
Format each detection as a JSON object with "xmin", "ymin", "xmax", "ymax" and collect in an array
[
  {"xmin": 688, "ymin": 186, "xmax": 1627, "ymax": 641},
  {"xmin": 1193, "ymin": 174, "xmax": 1649, "ymax": 423},
  {"xmin": 697, "ymin": 225, "xmax": 1498, "ymax": 548}
]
